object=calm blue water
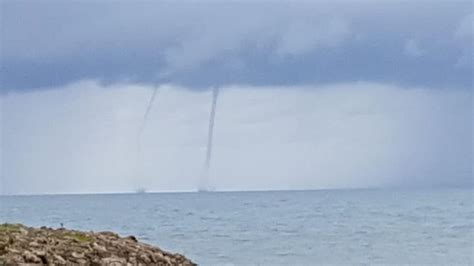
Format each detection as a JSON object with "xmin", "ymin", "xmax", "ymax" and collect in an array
[{"xmin": 1, "ymin": 189, "xmax": 473, "ymax": 265}]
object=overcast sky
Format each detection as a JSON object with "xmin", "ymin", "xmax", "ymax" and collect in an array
[{"xmin": 0, "ymin": 0, "xmax": 472, "ymax": 194}]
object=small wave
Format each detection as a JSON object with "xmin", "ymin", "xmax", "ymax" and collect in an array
[
  {"xmin": 275, "ymin": 251, "xmax": 298, "ymax": 257},
  {"xmin": 354, "ymin": 230, "xmax": 369, "ymax": 235},
  {"xmin": 211, "ymin": 233, "xmax": 230, "ymax": 238},
  {"xmin": 169, "ymin": 232, "xmax": 186, "ymax": 238},
  {"xmin": 450, "ymin": 224, "xmax": 474, "ymax": 230},
  {"xmin": 233, "ymin": 238, "xmax": 251, "ymax": 243}
]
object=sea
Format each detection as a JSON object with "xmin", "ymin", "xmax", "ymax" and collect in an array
[{"xmin": 1, "ymin": 188, "xmax": 473, "ymax": 265}]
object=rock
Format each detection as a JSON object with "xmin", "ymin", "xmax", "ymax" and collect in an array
[
  {"xmin": 22, "ymin": 250, "xmax": 41, "ymax": 263},
  {"xmin": 29, "ymin": 241, "xmax": 40, "ymax": 248},
  {"xmin": 101, "ymin": 256, "xmax": 127, "ymax": 265},
  {"xmin": 33, "ymin": 249, "xmax": 46, "ymax": 257},
  {"xmin": 72, "ymin": 251, "xmax": 85, "ymax": 259},
  {"xmin": 75, "ymin": 258, "xmax": 88, "ymax": 265},
  {"xmin": 139, "ymin": 253, "xmax": 152, "ymax": 264},
  {"xmin": 125, "ymin": 235, "xmax": 138, "ymax": 242},
  {"xmin": 54, "ymin": 254, "xmax": 67, "ymax": 264},
  {"xmin": 5, "ymin": 254, "xmax": 24, "ymax": 263},
  {"xmin": 0, "ymin": 223, "xmax": 195, "ymax": 265},
  {"xmin": 93, "ymin": 242, "xmax": 107, "ymax": 252},
  {"xmin": 37, "ymin": 236, "xmax": 48, "ymax": 244}
]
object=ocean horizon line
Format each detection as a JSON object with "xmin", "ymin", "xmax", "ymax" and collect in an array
[{"xmin": 1, "ymin": 185, "xmax": 471, "ymax": 197}]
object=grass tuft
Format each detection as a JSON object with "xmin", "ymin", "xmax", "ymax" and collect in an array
[
  {"xmin": 0, "ymin": 224, "xmax": 23, "ymax": 233},
  {"xmin": 64, "ymin": 232, "xmax": 93, "ymax": 243}
]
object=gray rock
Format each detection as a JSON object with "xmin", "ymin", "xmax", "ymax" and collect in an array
[{"xmin": 22, "ymin": 250, "xmax": 41, "ymax": 263}]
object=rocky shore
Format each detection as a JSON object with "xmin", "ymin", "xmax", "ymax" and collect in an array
[{"xmin": 0, "ymin": 223, "xmax": 195, "ymax": 265}]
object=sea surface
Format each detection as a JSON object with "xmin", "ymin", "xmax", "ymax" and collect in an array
[{"xmin": 1, "ymin": 188, "xmax": 473, "ymax": 265}]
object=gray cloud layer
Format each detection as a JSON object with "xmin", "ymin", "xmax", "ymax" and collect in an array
[{"xmin": 2, "ymin": 1, "xmax": 472, "ymax": 92}]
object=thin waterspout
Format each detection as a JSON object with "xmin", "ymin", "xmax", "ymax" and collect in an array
[
  {"xmin": 200, "ymin": 86, "xmax": 219, "ymax": 191},
  {"xmin": 135, "ymin": 85, "xmax": 159, "ymax": 190}
]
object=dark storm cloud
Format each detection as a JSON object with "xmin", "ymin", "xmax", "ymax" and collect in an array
[{"xmin": 1, "ymin": 0, "xmax": 472, "ymax": 92}]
